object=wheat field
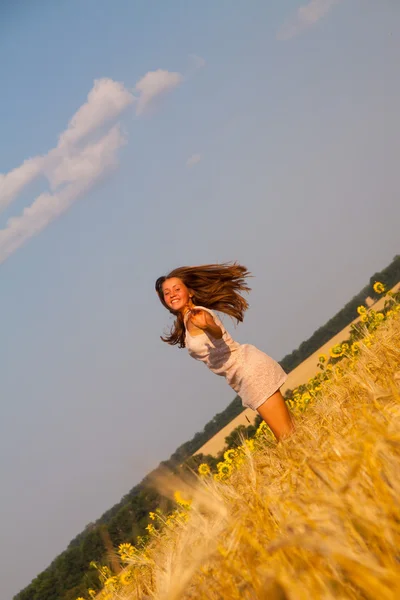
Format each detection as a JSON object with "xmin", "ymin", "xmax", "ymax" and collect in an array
[
  {"xmin": 194, "ymin": 283, "xmax": 400, "ymax": 458},
  {"xmin": 89, "ymin": 307, "xmax": 400, "ymax": 600}
]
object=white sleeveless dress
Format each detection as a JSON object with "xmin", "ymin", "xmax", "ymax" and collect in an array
[{"xmin": 184, "ymin": 307, "xmax": 287, "ymax": 411}]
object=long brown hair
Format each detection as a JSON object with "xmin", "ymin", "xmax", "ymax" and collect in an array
[{"xmin": 155, "ymin": 262, "xmax": 252, "ymax": 348}]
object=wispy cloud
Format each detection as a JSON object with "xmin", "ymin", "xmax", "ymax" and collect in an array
[
  {"xmin": 186, "ymin": 153, "xmax": 201, "ymax": 168},
  {"xmin": 57, "ymin": 78, "xmax": 134, "ymax": 149},
  {"xmin": 0, "ymin": 68, "xmax": 184, "ymax": 264},
  {"xmin": 0, "ymin": 157, "xmax": 44, "ymax": 213},
  {"xmin": 0, "ymin": 128, "xmax": 125, "ymax": 264},
  {"xmin": 135, "ymin": 69, "xmax": 183, "ymax": 115},
  {"xmin": 188, "ymin": 54, "xmax": 206, "ymax": 70},
  {"xmin": 277, "ymin": 0, "xmax": 341, "ymax": 41}
]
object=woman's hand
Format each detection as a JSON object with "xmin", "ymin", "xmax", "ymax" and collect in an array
[
  {"xmin": 189, "ymin": 308, "xmax": 209, "ymax": 330},
  {"xmin": 188, "ymin": 309, "xmax": 223, "ymax": 339}
]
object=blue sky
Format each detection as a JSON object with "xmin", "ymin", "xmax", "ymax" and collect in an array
[{"xmin": 1, "ymin": 0, "xmax": 399, "ymax": 596}]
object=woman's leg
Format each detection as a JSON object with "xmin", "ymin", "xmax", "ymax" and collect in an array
[{"xmin": 257, "ymin": 389, "xmax": 294, "ymax": 441}]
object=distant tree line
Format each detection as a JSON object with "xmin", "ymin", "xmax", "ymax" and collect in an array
[{"xmin": 15, "ymin": 255, "xmax": 400, "ymax": 600}]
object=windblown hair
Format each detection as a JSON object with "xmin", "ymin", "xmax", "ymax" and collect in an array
[{"xmin": 155, "ymin": 262, "xmax": 252, "ymax": 348}]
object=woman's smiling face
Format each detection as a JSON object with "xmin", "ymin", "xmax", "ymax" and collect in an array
[{"xmin": 161, "ymin": 277, "xmax": 191, "ymax": 313}]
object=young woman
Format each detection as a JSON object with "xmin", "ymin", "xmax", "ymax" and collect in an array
[{"xmin": 155, "ymin": 263, "xmax": 293, "ymax": 441}]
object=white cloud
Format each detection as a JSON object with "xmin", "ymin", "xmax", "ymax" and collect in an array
[
  {"xmin": 0, "ymin": 67, "xmax": 185, "ymax": 264},
  {"xmin": 0, "ymin": 78, "xmax": 133, "ymax": 215},
  {"xmin": 0, "ymin": 127, "xmax": 125, "ymax": 264},
  {"xmin": 0, "ymin": 157, "xmax": 44, "ymax": 213},
  {"xmin": 277, "ymin": 0, "xmax": 341, "ymax": 40},
  {"xmin": 58, "ymin": 78, "xmax": 134, "ymax": 149},
  {"xmin": 186, "ymin": 153, "xmax": 201, "ymax": 168},
  {"xmin": 188, "ymin": 54, "xmax": 206, "ymax": 70},
  {"xmin": 135, "ymin": 69, "xmax": 183, "ymax": 115},
  {"xmin": 47, "ymin": 126, "xmax": 124, "ymax": 190}
]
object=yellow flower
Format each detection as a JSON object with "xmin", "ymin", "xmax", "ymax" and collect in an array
[
  {"xmin": 373, "ymin": 281, "xmax": 386, "ymax": 294},
  {"xmin": 104, "ymin": 576, "xmax": 118, "ymax": 588},
  {"xmin": 179, "ymin": 510, "xmax": 190, "ymax": 522},
  {"xmin": 351, "ymin": 342, "xmax": 360, "ymax": 354},
  {"xmin": 386, "ymin": 310, "xmax": 394, "ymax": 319},
  {"xmin": 88, "ymin": 590, "xmax": 96, "ymax": 599},
  {"xmin": 119, "ymin": 569, "xmax": 134, "ymax": 586},
  {"xmin": 223, "ymin": 448, "xmax": 237, "ymax": 463},
  {"xmin": 174, "ymin": 490, "xmax": 191, "ymax": 509},
  {"xmin": 318, "ymin": 354, "xmax": 327, "ymax": 364},
  {"xmin": 330, "ymin": 344, "xmax": 343, "ymax": 358},
  {"xmin": 244, "ymin": 438, "xmax": 255, "ymax": 452},
  {"xmin": 256, "ymin": 420, "xmax": 272, "ymax": 437},
  {"xmin": 213, "ymin": 472, "xmax": 222, "ymax": 481},
  {"xmin": 364, "ymin": 336, "xmax": 373, "ymax": 348},
  {"xmin": 118, "ymin": 542, "xmax": 136, "ymax": 562},
  {"xmin": 360, "ymin": 313, "xmax": 368, "ymax": 322},
  {"xmin": 149, "ymin": 511, "xmax": 156, "ymax": 520},
  {"xmin": 198, "ymin": 463, "xmax": 211, "ymax": 476},
  {"xmin": 357, "ymin": 305, "xmax": 367, "ymax": 315},
  {"xmin": 217, "ymin": 462, "xmax": 233, "ymax": 477},
  {"xmin": 376, "ymin": 312, "xmax": 384, "ymax": 322},
  {"xmin": 335, "ymin": 366, "xmax": 344, "ymax": 378},
  {"xmin": 100, "ymin": 566, "xmax": 111, "ymax": 578},
  {"xmin": 145, "ymin": 523, "xmax": 156, "ymax": 535}
]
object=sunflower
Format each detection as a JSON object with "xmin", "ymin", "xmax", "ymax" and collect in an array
[
  {"xmin": 335, "ymin": 365, "xmax": 344, "ymax": 377},
  {"xmin": 330, "ymin": 344, "xmax": 343, "ymax": 358},
  {"xmin": 174, "ymin": 490, "xmax": 191, "ymax": 509},
  {"xmin": 256, "ymin": 421, "xmax": 269, "ymax": 436},
  {"xmin": 357, "ymin": 305, "xmax": 367, "ymax": 315},
  {"xmin": 373, "ymin": 281, "xmax": 386, "ymax": 294},
  {"xmin": 119, "ymin": 569, "xmax": 134, "ymax": 586},
  {"xmin": 118, "ymin": 542, "xmax": 136, "ymax": 562},
  {"xmin": 104, "ymin": 576, "xmax": 118, "ymax": 588},
  {"xmin": 198, "ymin": 463, "xmax": 211, "ymax": 476},
  {"xmin": 244, "ymin": 439, "xmax": 255, "ymax": 452},
  {"xmin": 364, "ymin": 336, "xmax": 373, "ymax": 348},
  {"xmin": 224, "ymin": 449, "xmax": 237, "ymax": 463},
  {"xmin": 217, "ymin": 462, "xmax": 233, "ymax": 477}
]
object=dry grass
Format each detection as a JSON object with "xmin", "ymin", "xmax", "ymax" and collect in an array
[
  {"xmin": 195, "ymin": 283, "xmax": 400, "ymax": 457},
  {"xmin": 101, "ymin": 316, "xmax": 400, "ymax": 600}
]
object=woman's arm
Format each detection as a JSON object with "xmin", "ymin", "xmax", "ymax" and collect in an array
[{"xmin": 189, "ymin": 309, "xmax": 223, "ymax": 339}]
